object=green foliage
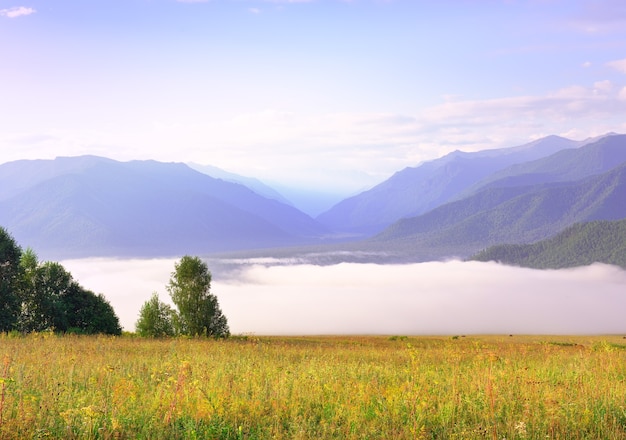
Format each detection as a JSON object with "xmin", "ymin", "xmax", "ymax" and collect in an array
[
  {"xmin": 0, "ymin": 226, "xmax": 22, "ymax": 332},
  {"xmin": 19, "ymin": 258, "xmax": 73, "ymax": 333},
  {"xmin": 64, "ymin": 288, "xmax": 122, "ymax": 335},
  {"xmin": 167, "ymin": 256, "xmax": 229, "ymax": 338},
  {"xmin": 0, "ymin": 227, "xmax": 121, "ymax": 335},
  {"xmin": 135, "ymin": 292, "xmax": 176, "ymax": 337},
  {"xmin": 469, "ymin": 218, "xmax": 626, "ymax": 269}
]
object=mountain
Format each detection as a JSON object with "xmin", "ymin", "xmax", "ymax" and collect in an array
[
  {"xmin": 2, "ymin": 134, "xmax": 623, "ymax": 264},
  {"xmin": 316, "ymin": 135, "xmax": 591, "ymax": 235},
  {"xmin": 468, "ymin": 219, "xmax": 626, "ymax": 269},
  {"xmin": 0, "ymin": 156, "xmax": 329, "ymax": 259},
  {"xmin": 188, "ymin": 163, "xmax": 353, "ymax": 217},
  {"xmin": 371, "ymin": 161, "xmax": 626, "ymax": 259},
  {"xmin": 459, "ymin": 133, "xmax": 626, "ymax": 197},
  {"xmin": 187, "ymin": 163, "xmax": 293, "ymax": 206}
]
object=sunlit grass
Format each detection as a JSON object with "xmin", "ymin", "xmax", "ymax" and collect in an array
[{"xmin": 1, "ymin": 333, "xmax": 625, "ymax": 438}]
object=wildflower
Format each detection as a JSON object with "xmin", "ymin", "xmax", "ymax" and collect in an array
[{"xmin": 514, "ymin": 421, "xmax": 527, "ymax": 438}]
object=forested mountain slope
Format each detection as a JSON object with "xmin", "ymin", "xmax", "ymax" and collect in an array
[
  {"xmin": 371, "ymin": 162, "xmax": 626, "ymax": 257},
  {"xmin": 468, "ymin": 219, "xmax": 626, "ymax": 269}
]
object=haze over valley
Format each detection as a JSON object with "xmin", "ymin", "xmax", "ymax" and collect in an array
[{"xmin": 56, "ymin": 258, "xmax": 626, "ymax": 335}]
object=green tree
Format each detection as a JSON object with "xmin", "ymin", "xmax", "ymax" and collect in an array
[
  {"xmin": 135, "ymin": 292, "xmax": 176, "ymax": 337},
  {"xmin": 64, "ymin": 284, "xmax": 122, "ymax": 335},
  {"xmin": 1, "ymin": 231, "xmax": 121, "ymax": 335},
  {"xmin": 167, "ymin": 256, "xmax": 229, "ymax": 337},
  {"xmin": 18, "ymin": 257, "xmax": 72, "ymax": 333},
  {"xmin": 18, "ymin": 249, "xmax": 121, "ymax": 335},
  {"xmin": 0, "ymin": 226, "xmax": 21, "ymax": 332}
]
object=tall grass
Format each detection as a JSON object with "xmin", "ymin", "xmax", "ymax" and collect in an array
[{"xmin": 0, "ymin": 333, "xmax": 625, "ymax": 439}]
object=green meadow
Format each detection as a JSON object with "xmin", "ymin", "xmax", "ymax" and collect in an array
[{"xmin": 1, "ymin": 333, "xmax": 626, "ymax": 439}]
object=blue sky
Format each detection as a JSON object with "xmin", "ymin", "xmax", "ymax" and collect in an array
[{"xmin": 2, "ymin": 0, "xmax": 626, "ymax": 193}]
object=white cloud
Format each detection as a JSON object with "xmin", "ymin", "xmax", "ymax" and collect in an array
[
  {"xmin": 62, "ymin": 258, "xmax": 626, "ymax": 335},
  {"xmin": 154, "ymin": 81, "xmax": 626, "ymax": 173},
  {"xmin": 594, "ymin": 80, "xmax": 613, "ymax": 93},
  {"xmin": 607, "ymin": 58, "xmax": 626, "ymax": 74},
  {"xmin": 248, "ymin": 8, "xmax": 261, "ymax": 14},
  {"xmin": 619, "ymin": 86, "xmax": 626, "ymax": 101},
  {"xmin": 2, "ymin": 81, "xmax": 625, "ymax": 192},
  {"xmin": 425, "ymin": 82, "xmax": 626, "ymax": 126},
  {"xmin": 0, "ymin": 6, "xmax": 36, "ymax": 18}
]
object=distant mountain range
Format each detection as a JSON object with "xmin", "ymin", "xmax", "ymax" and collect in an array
[
  {"xmin": 0, "ymin": 156, "xmax": 328, "ymax": 259},
  {"xmin": 187, "ymin": 163, "xmax": 347, "ymax": 218},
  {"xmin": 187, "ymin": 162, "xmax": 293, "ymax": 206},
  {"xmin": 457, "ymin": 133, "xmax": 626, "ymax": 197},
  {"xmin": 316, "ymin": 134, "xmax": 605, "ymax": 235},
  {"xmin": 468, "ymin": 218, "xmax": 626, "ymax": 269},
  {"xmin": 1, "ymin": 133, "xmax": 625, "ymax": 265},
  {"xmin": 369, "ymin": 161, "xmax": 626, "ymax": 258}
]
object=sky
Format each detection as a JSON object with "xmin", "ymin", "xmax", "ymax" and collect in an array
[
  {"xmin": 62, "ymin": 258, "xmax": 626, "ymax": 334},
  {"xmin": 3, "ymin": 0, "xmax": 626, "ymax": 193}
]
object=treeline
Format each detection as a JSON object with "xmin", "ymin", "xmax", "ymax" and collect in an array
[
  {"xmin": 0, "ymin": 227, "xmax": 121, "ymax": 335},
  {"xmin": 469, "ymin": 219, "xmax": 626, "ymax": 269}
]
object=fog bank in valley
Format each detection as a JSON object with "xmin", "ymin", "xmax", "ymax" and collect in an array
[{"xmin": 62, "ymin": 259, "xmax": 626, "ymax": 335}]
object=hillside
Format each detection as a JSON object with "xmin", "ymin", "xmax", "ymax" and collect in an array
[
  {"xmin": 316, "ymin": 135, "xmax": 587, "ymax": 235},
  {"xmin": 370, "ymin": 162, "xmax": 626, "ymax": 258},
  {"xmin": 187, "ymin": 162, "xmax": 293, "ymax": 206},
  {"xmin": 0, "ymin": 156, "xmax": 328, "ymax": 259},
  {"xmin": 468, "ymin": 219, "xmax": 626, "ymax": 269},
  {"xmin": 460, "ymin": 133, "xmax": 626, "ymax": 197}
]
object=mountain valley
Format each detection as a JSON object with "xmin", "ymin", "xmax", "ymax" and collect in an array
[{"xmin": 1, "ymin": 133, "xmax": 625, "ymax": 267}]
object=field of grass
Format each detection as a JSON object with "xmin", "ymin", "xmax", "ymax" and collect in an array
[{"xmin": 1, "ymin": 333, "xmax": 626, "ymax": 439}]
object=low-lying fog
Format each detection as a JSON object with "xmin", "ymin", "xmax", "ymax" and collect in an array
[{"xmin": 61, "ymin": 258, "xmax": 626, "ymax": 335}]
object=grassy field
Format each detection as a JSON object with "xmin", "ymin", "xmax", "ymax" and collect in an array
[{"xmin": 1, "ymin": 333, "xmax": 626, "ymax": 439}]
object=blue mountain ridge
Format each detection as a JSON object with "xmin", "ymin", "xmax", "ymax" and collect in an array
[{"xmin": 0, "ymin": 156, "xmax": 329, "ymax": 259}]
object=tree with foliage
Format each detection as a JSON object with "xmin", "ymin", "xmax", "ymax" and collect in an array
[
  {"xmin": 0, "ymin": 226, "xmax": 22, "ymax": 332},
  {"xmin": 64, "ymin": 285, "xmax": 122, "ymax": 335},
  {"xmin": 167, "ymin": 256, "xmax": 229, "ymax": 337},
  {"xmin": 18, "ymin": 247, "xmax": 121, "ymax": 335},
  {"xmin": 135, "ymin": 292, "xmax": 176, "ymax": 337},
  {"xmin": 19, "ymin": 254, "xmax": 72, "ymax": 333},
  {"xmin": 0, "ymin": 228, "xmax": 122, "ymax": 335}
]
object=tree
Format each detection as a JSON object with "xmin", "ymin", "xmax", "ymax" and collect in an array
[
  {"xmin": 1, "ymin": 229, "xmax": 122, "ymax": 335},
  {"xmin": 135, "ymin": 293, "xmax": 176, "ymax": 337},
  {"xmin": 18, "ymin": 256, "xmax": 73, "ymax": 333},
  {"xmin": 0, "ymin": 227, "xmax": 21, "ymax": 332},
  {"xmin": 64, "ymin": 284, "xmax": 122, "ymax": 335},
  {"xmin": 18, "ymin": 249, "xmax": 121, "ymax": 335},
  {"xmin": 167, "ymin": 256, "xmax": 229, "ymax": 337}
]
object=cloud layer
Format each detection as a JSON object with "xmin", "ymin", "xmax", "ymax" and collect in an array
[
  {"xmin": 62, "ymin": 259, "xmax": 626, "ymax": 335},
  {"xmin": 0, "ymin": 6, "xmax": 36, "ymax": 18},
  {"xmin": 5, "ymin": 79, "xmax": 626, "ymax": 193}
]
